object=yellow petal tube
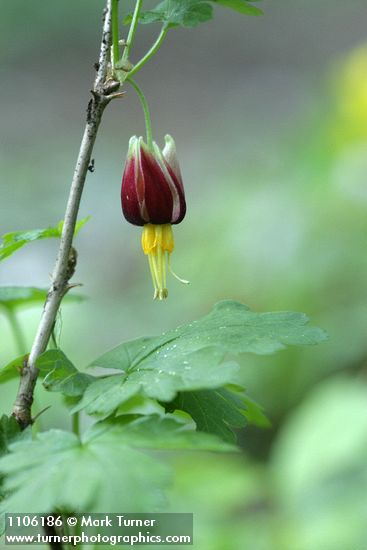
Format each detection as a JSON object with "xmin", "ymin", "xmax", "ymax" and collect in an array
[{"xmin": 141, "ymin": 224, "xmax": 188, "ymax": 300}]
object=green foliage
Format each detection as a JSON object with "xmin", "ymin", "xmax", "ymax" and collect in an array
[
  {"xmin": 167, "ymin": 389, "xmax": 248, "ymax": 442},
  {"xmin": 36, "ymin": 302, "xmax": 326, "ymax": 435},
  {"xmin": 0, "ymin": 416, "xmax": 233, "ymax": 526},
  {"xmin": 124, "ymin": 0, "xmax": 213, "ymax": 28},
  {"xmin": 212, "ymin": 0, "xmax": 262, "ymax": 16},
  {"xmin": 240, "ymin": 393, "xmax": 271, "ymax": 428},
  {"xmin": 0, "ymin": 227, "xmax": 60, "ymax": 262},
  {"xmin": 0, "ymin": 349, "xmax": 93, "ymax": 389},
  {"xmin": 86, "ymin": 415, "xmax": 236, "ymax": 452},
  {"xmin": 0, "ymin": 355, "xmax": 27, "ymax": 384},
  {"xmin": 0, "ymin": 287, "xmax": 47, "ymax": 309},
  {"xmin": 0, "ymin": 299, "xmax": 327, "ymax": 526},
  {"xmin": 0, "ymin": 217, "xmax": 89, "ymax": 262},
  {"xmin": 72, "ymin": 347, "xmax": 238, "ymax": 418},
  {"xmin": 36, "ymin": 350, "xmax": 93, "ymax": 397},
  {"xmin": 166, "ymin": 388, "xmax": 269, "ymax": 443},
  {"xmin": 123, "ymin": 0, "xmax": 262, "ymax": 28},
  {"xmin": 0, "ymin": 415, "xmax": 29, "ymax": 458},
  {"xmin": 86, "ymin": 300, "xmax": 327, "ymax": 363},
  {"xmin": 0, "ymin": 415, "xmax": 29, "ymax": 533},
  {"xmin": 0, "ymin": 286, "xmax": 85, "ymax": 310}
]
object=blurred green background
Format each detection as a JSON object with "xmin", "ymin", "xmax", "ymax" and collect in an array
[{"xmin": 1, "ymin": 1, "xmax": 367, "ymax": 548}]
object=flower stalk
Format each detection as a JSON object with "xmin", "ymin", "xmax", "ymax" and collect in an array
[
  {"xmin": 122, "ymin": 0, "xmax": 143, "ymax": 63},
  {"xmin": 128, "ymin": 26, "xmax": 168, "ymax": 78},
  {"xmin": 128, "ymin": 78, "xmax": 154, "ymax": 148}
]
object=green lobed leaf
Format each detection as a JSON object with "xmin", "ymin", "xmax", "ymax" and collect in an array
[
  {"xmin": 0, "ymin": 227, "xmax": 60, "ymax": 262},
  {"xmin": 0, "ymin": 416, "xmax": 29, "ymax": 459},
  {"xmin": 0, "ymin": 431, "xmax": 168, "ymax": 522},
  {"xmin": 62, "ymin": 216, "xmax": 90, "ymax": 236},
  {"xmin": 211, "ymin": 0, "xmax": 263, "ymax": 16},
  {"xmin": 123, "ymin": 0, "xmax": 214, "ymax": 28},
  {"xmin": 0, "ymin": 416, "xmax": 30, "ymax": 530},
  {"xmin": 72, "ymin": 349, "xmax": 239, "ymax": 418},
  {"xmin": 0, "ymin": 347, "xmax": 87, "ymax": 390},
  {"xmin": 0, "ymin": 287, "xmax": 47, "ymax": 309},
  {"xmin": 0, "ymin": 286, "xmax": 85, "ymax": 311},
  {"xmin": 36, "ymin": 350, "xmax": 94, "ymax": 397},
  {"xmin": 0, "ymin": 354, "xmax": 27, "ymax": 384},
  {"xmin": 85, "ymin": 415, "xmax": 236, "ymax": 452},
  {"xmin": 0, "ymin": 416, "xmax": 233, "ymax": 526},
  {"xmin": 166, "ymin": 388, "xmax": 270, "ymax": 443},
  {"xmin": 240, "ymin": 393, "xmax": 271, "ymax": 428},
  {"xmin": 123, "ymin": 0, "xmax": 262, "ymax": 28},
  {"xmin": 0, "ymin": 217, "xmax": 90, "ymax": 262},
  {"xmin": 166, "ymin": 389, "xmax": 247, "ymax": 443},
  {"xmin": 70, "ymin": 301, "xmax": 327, "ymax": 418},
  {"xmin": 89, "ymin": 300, "xmax": 327, "ymax": 362}
]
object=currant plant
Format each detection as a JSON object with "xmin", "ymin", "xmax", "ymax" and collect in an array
[{"xmin": 0, "ymin": 0, "xmax": 327, "ymax": 546}]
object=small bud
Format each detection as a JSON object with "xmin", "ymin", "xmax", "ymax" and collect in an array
[{"xmin": 115, "ymin": 59, "xmax": 134, "ymax": 72}]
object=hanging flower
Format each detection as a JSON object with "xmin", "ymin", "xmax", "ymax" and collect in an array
[{"xmin": 121, "ymin": 135, "xmax": 188, "ymax": 300}]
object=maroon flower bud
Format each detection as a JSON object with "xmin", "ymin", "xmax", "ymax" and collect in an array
[
  {"xmin": 120, "ymin": 135, "xmax": 189, "ymax": 300},
  {"xmin": 121, "ymin": 135, "xmax": 186, "ymax": 226}
]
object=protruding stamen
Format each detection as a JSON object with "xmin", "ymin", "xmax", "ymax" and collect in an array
[
  {"xmin": 167, "ymin": 253, "xmax": 190, "ymax": 285},
  {"xmin": 141, "ymin": 223, "xmax": 187, "ymax": 300},
  {"xmin": 148, "ymin": 254, "xmax": 158, "ymax": 298}
]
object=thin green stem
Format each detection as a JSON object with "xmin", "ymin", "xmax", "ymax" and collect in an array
[
  {"xmin": 122, "ymin": 0, "xmax": 143, "ymax": 63},
  {"xmin": 51, "ymin": 328, "xmax": 58, "ymax": 349},
  {"xmin": 111, "ymin": 0, "xmax": 120, "ymax": 68},
  {"xmin": 128, "ymin": 78, "xmax": 153, "ymax": 148},
  {"xmin": 5, "ymin": 307, "xmax": 27, "ymax": 356},
  {"xmin": 128, "ymin": 26, "xmax": 168, "ymax": 78},
  {"xmin": 72, "ymin": 412, "xmax": 80, "ymax": 437}
]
